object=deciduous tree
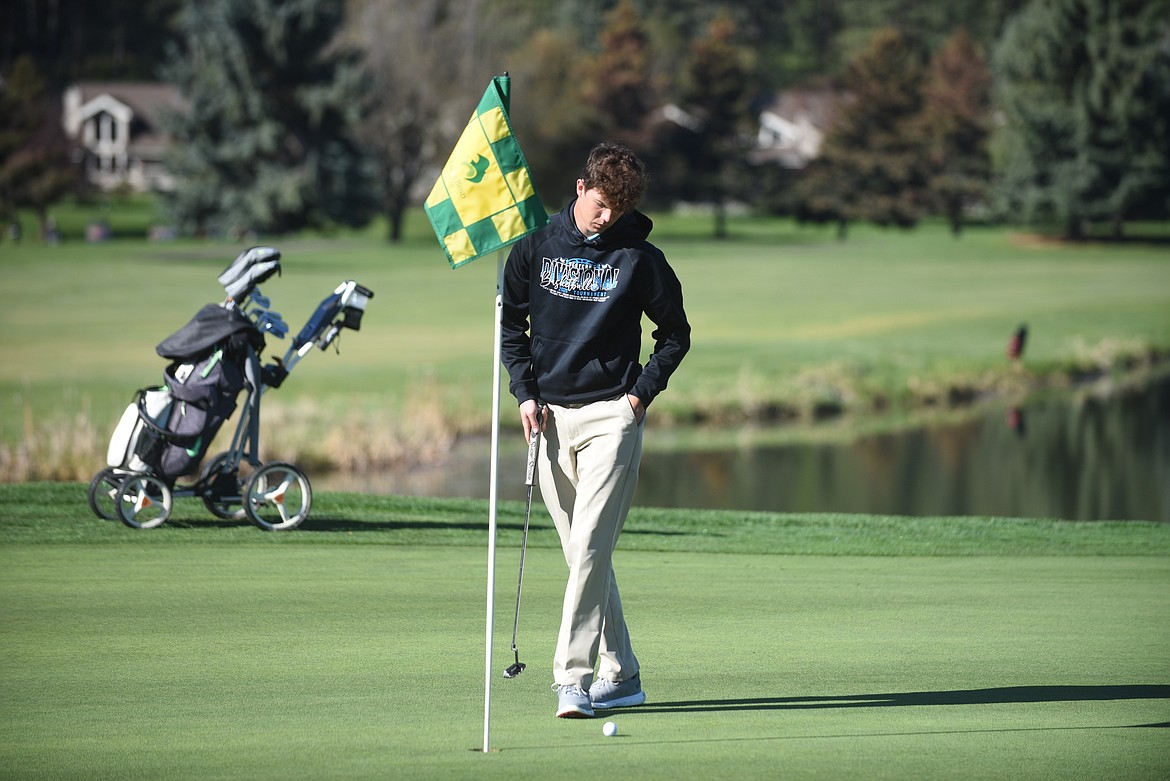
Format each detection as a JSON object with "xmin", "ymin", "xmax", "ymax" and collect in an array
[
  {"xmin": 0, "ymin": 56, "xmax": 81, "ymax": 238},
  {"xmin": 344, "ymin": 0, "xmax": 513, "ymax": 242}
]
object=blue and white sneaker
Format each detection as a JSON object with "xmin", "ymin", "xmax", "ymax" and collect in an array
[
  {"xmin": 589, "ymin": 673, "xmax": 646, "ymax": 709},
  {"xmin": 554, "ymin": 684, "xmax": 595, "ymax": 719}
]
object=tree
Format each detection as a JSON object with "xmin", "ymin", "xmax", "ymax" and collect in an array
[
  {"xmin": 992, "ymin": 0, "xmax": 1170, "ymax": 237},
  {"xmin": 502, "ymin": 2, "xmax": 660, "ymax": 208},
  {"xmin": 578, "ymin": 1, "xmax": 657, "ymax": 148},
  {"xmin": 797, "ymin": 27, "xmax": 930, "ymax": 236},
  {"xmin": 507, "ymin": 27, "xmax": 597, "ymax": 207},
  {"xmin": 773, "ymin": 0, "xmax": 846, "ymax": 81},
  {"xmin": 921, "ymin": 29, "xmax": 993, "ymax": 236},
  {"xmin": 835, "ymin": 0, "xmax": 1027, "ymax": 64},
  {"xmin": 343, "ymin": 0, "xmax": 510, "ymax": 242},
  {"xmin": 0, "ymin": 56, "xmax": 82, "ymax": 238},
  {"xmin": 677, "ymin": 11, "xmax": 755, "ymax": 238},
  {"xmin": 1, "ymin": 0, "xmax": 183, "ymax": 89},
  {"xmin": 160, "ymin": 0, "xmax": 375, "ymax": 237}
]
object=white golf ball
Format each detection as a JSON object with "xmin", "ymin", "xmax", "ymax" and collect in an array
[{"xmin": 602, "ymin": 720, "xmax": 618, "ymax": 737}]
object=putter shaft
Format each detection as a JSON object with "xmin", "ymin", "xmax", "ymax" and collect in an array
[{"xmin": 503, "ymin": 415, "xmax": 541, "ymax": 679}]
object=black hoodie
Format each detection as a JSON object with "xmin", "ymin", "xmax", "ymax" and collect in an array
[{"xmin": 501, "ymin": 198, "xmax": 690, "ymax": 407}]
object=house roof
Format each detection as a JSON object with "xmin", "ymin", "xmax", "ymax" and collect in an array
[
  {"xmin": 66, "ymin": 81, "xmax": 187, "ymax": 156},
  {"xmin": 750, "ymin": 87, "xmax": 849, "ymax": 168},
  {"xmin": 73, "ymin": 81, "xmax": 186, "ymax": 126},
  {"xmin": 759, "ymin": 87, "xmax": 844, "ymax": 132}
]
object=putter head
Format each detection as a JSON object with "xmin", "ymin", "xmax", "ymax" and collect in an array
[{"xmin": 502, "ymin": 661, "xmax": 526, "ymax": 679}]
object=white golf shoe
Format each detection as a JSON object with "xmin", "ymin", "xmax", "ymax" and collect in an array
[{"xmin": 589, "ymin": 673, "xmax": 646, "ymax": 709}]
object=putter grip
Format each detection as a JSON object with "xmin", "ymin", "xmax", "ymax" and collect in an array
[{"xmin": 525, "ymin": 431, "xmax": 539, "ymax": 487}]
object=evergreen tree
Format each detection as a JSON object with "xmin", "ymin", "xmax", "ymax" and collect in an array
[
  {"xmin": 506, "ymin": 2, "xmax": 659, "ymax": 207},
  {"xmin": 1, "ymin": 0, "xmax": 183, "ymax": 89},
  {"xmin": 797, "ymin": 27, "xmax": 930, "ymax": 236},
  {"xmin": 678, "ymin": 11, "xmax": 755, "ymax": 238},
  {"xmin": 579, "ymin": 1, "xmax": 657, "ymax": 148},
  {"xmin": 773, "ymin": 0, "xmax": 846, "ymax": 81},
  {"xmin": 921, "ymin": 29, "xmax": 993, "ymax": 236},
  {"xmin": 836, "ymin": 0, "xmax": 1027, "ymax": 62},
  {"xmin": 992, "ymin": 0, "xmax": 1170, "ymax": 237},
  {"xmin": 160, "ymin": 0, "xmax": 375, "ymax": 237}
]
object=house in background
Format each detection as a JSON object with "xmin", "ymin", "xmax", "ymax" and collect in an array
[
  {"xmin": 653, "ymin": 87, "xmax": 844, "ymax": 171},
  {"xmin": 62, "ymin": 82, "xmax": 185, "ymax": 192},
  {"xmin": 749, "ymin": 87, "xmax": 843, "ymax": 169}
]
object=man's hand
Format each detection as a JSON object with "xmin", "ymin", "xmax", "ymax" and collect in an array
[
  {"xmin": 519, "ymin": 399, "xmax": 545, "ymax": 444},
  {"xmin": 626, "ymin": 394, "xmax": 645, "ymax": 423}
]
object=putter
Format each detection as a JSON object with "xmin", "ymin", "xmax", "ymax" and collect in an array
[{"xmin": 503, "ymin": 412, "xmax": 541, "ymax": 679}]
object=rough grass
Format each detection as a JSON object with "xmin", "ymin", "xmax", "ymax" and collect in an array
[{"xmin": 2, "ymin": 208, "xmax": 1168, "ymax": 480}]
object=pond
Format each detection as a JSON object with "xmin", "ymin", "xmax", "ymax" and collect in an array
[{"xmin": 320, "ymin": 373, "xmax": 1170, "ymax": 523}]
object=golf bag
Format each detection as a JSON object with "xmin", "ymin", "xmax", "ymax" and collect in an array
[
  {"xmin": 106, "ymin": 304, "xmax": 265, "ymax": 480},
  {"xmin": 92, "ymin": 244, "xmax": 372, "ymax": 531}
]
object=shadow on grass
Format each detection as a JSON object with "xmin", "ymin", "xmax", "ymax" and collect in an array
[
  {"xmin": 628, "ymin": 685, "xmax": 1170, "ymax": 715},
  {"xmin": 162, "ymin": 516, "xmax": 500, "ymax": 533},
  {"xmin": 300, "ymin": 517, "xmax": 502, "ymax": 533},
  {"xmin": 286, "ymin": 517, "xmax": 689, "ymax": 536},
  {"xmin": 160, "ymin": 514, "xmax": 694, "ymax": 537},
  {"xmin": 505, "ymin": 687, "xmax": 1170, "ymax": 752}
]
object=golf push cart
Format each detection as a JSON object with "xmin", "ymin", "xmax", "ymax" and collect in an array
[{"xmin": 87, "ymin": 246, "xmax": 374, "ymax": 531}]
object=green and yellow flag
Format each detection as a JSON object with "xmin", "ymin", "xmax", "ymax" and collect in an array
[{"xmin": 424, "ymin": 76, "xmax": 547, "ymax": 268}]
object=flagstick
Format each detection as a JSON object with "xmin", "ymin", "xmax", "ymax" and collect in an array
[{"xmin": 483, "ymin": 249, "xmax": 505, "ymax": 753}]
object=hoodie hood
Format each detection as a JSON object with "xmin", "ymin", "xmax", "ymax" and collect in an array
[{"xmin": 557, "ymin": 197, "xmax": 653, "ymax": 250}]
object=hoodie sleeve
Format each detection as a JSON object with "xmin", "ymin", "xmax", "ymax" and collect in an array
[
  {"xmin": 630, "ymin": 248, "xmax": 690, "ymax": 406},
  {"xmin": 500, "ymin": 237, "xmax": 540, "ymax": 405}
]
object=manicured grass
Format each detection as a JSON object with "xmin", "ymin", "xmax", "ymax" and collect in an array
[{"xmin": 1, "ymin": 483, "xmax": 1168, "ymax": 780}]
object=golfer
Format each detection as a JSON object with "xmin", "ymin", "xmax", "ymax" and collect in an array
[{"xmin": 501, "ymin": 142, "xmax": 691, "ymax": 718}]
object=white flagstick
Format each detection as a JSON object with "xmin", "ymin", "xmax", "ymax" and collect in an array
[{"xmin": 483, "ymin": 250, "xmax": 505, "ymax": 753}]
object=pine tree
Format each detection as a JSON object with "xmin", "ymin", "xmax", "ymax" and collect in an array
[
  {"xmin": 160, "ymin": 0, "xmax": 375, "ymax": 237},
  {"xmin": 678, "ymin": 11, "xmax": 755, "ymax": 238},
  {"xmin": 798, "ymin": 27, "xmax": 930, "ymax": 235},
  {"xmin": 578, "ymin": 1, "xmax": 657, "ymax": 147},
  {"xmin": 992, "ymin": 0, "xmax": 1170, "ymax": 237},
  {"xmin": 921, "ymin": 29, "xmax": 993, "ymax": 236}
]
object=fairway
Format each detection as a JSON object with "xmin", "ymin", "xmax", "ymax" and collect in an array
[
  {"xmin": 2, "ymin": 488, "xmax": 1167, "ymax": 780},
  {"xmin": 2, "ymin": 216, "xmax": 1169, "ymax": 481}
]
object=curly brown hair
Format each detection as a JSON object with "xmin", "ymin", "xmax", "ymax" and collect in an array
[{"xmin": 580, "ymin": 142, "xmax": 649, "ymax": 214}]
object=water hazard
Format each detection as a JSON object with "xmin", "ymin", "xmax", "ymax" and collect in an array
[{"xmin": 321, "ymin": 373, "xmax": 1170, "ymax": 522}]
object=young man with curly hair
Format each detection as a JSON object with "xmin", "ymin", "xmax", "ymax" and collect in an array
[{"xmin": 501, "ymin": 142, "xmax": 691, "ymax": 718}]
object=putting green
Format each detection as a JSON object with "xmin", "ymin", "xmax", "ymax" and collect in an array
[{"xmin": 2, "ymin": 536, "xmax": 1166, "ymax": 780}]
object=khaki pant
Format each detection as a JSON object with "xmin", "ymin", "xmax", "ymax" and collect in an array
[{"xmin": 540, "ymin": 396, "xmax": 644, "ymax": 689}]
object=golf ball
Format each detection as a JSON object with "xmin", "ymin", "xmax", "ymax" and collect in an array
[{"xmin": 602, "ymin": 720, "xmax": 618, "ymax": 737}]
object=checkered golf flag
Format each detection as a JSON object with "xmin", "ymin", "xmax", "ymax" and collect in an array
[{"xmin": 425, "ymin": 76, "xmax": 547, "ymax": 268}]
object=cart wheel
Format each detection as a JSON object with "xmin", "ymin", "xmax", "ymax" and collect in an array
[
  {"xmin": 199, "ymin": 452, "xmax": 256, "ymax": 520},
  {"xmin": 116, "ymin": 474, "xmax": 173, "ymax": 529},
  {"xmin": 87, "ymin": 467, "xmax": 124, "ymax": 521},
  {"xmin": 243, "ymin": 462, "xmax": 311, "ymax": 531}
]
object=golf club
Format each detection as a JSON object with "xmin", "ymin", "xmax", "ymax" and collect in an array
[{"xmin": 503, "ymin": 411, "xmax": 541, "ymax": 679}]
